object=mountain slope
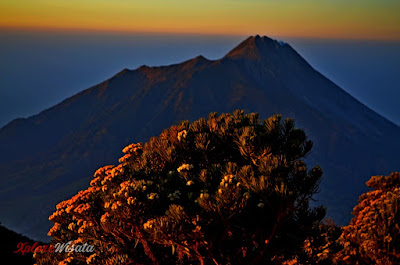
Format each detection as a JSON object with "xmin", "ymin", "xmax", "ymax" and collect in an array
[
  {"xmin": 0, "ymin": 35, "xmax": 399, "ymax": 241},
  {"xmin": 0, "ymin": 223, "xmax": 36, "ymax": 265}
]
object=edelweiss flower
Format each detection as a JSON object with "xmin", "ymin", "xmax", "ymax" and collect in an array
[
  {"xmin": 48, "ymin": 223, "xmax": 61, "ymax": 236},
  {"xmin": 111, "ymin": 202, "xmax": 118, "ymax": 210},
  {"xmin": 199, "ymin": 193, "xmax": 209, "ymax": 199},
  {"xmin": 94, "ymin": 165, "xmax": 114, "ymax": 178},
  {"xmin": 177, "ymin": 163, "xmax": 193, "ymax": 172},
  {"xmin": 143, "ymin": 219, "xmax": 156, "ymax": 229},
  {"xmin": 220, "ymin": 174, "xmax": 236, "ymax": 186},
  {"xmin": 177, "ymin": 130, "xmax": 188, "ymax": 141},
  {"xmin": 59, "ymin": 257, "xmax": 74, "ymax": 265},
  {"xmin": 100, "ymin": 212, "xmax": 110, "ymax": 223},
  {"xmin": 122, "ymin": 143, "xmax": 143, "ymax": 154},
  {"xmin": 127, "ymin": 197, "xmax": 136, "ymax": 205},
  {"xmin": 148, "ymin": 193, "xmax": 159, "ymax": 200},
  {"xmin": 86, "ymin": 253, "xmax": 97, "ymax": 264},
  {"xmin": 186, "ymin": 180, "xmax": 194, "ymax": 186},
  {"xmin": 118, "ymin": 153, "xmax": 131, "ymax": 163}
]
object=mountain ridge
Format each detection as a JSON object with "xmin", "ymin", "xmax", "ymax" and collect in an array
[
  {"xmin": 0, "ymin": 35, "xmax": 399, "ymax": 241},
  {"xmin": 2, "ymin": 35, "xmax": 398, "ymax": 133}
]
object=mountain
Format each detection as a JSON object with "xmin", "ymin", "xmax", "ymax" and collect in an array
[
  {"xmin": 0, "ymin": 35, "xmax": 399, "ymax": 241},
  {"xmin": 0, "ymin": 223, "xmax": 36, "ymax": 265}
]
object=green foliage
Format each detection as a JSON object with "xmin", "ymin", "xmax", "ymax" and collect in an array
[{"xmin": 36, "ymin": 110, "xmax": 325, "ymax": 264}]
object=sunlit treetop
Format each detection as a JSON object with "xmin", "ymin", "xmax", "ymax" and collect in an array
[{"xmin": 36, "ymin": 110, "xmax": 325, "ymax": 264}]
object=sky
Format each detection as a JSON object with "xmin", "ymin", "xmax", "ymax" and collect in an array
[
  {"xmin": 1, "ymin": 31, "xmax": 399, "ymax": 128},
  {"xmin": 1, "ymin": 0, "xmax": 400, "ymax": 40},
  {"xmin": 0, "ymin": 1, "xmax": 399, "ymax": 127}
]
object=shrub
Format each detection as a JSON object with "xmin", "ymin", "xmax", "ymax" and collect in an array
[
  {"xmin": 36, "ymin": 110, "xmax": 324, "ymax": 264},
  {"xmin": 335, "ymin": 172, "xmax": 400, "ymax": 264}
]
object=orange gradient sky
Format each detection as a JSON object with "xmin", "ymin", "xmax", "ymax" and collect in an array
[{"xmin": 1, "ymin": 0, "xmax": 399, "ymax": 40}]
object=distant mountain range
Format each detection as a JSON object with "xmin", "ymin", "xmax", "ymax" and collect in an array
[{"xmin": 0, "ymin": 35, "xmax": 399, "ymax": 241}]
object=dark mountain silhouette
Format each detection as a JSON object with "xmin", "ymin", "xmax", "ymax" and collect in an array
[
  {"xmin": 0, "ymin": 222, "xmax": 36, "ymax": 265},
  {"xmin": 0, "ymin": 35, "xmax": 399, "ymax": 241}
]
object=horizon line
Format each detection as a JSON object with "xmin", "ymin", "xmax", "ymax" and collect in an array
[{"xmin": 1, "ymin": 25, "xmax": 400, "ymax": 43}]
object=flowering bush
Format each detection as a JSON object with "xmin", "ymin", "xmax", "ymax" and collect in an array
[
  {"xmin": 36, "ymin": 110, "xmax": 325, "ymax": 264},
  {"xmin": 334, "ymin": 172, "xmax": 400, "ymax": 265}
]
